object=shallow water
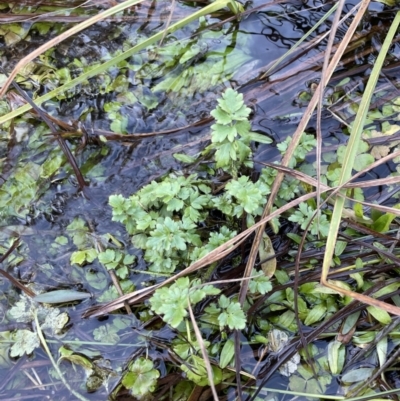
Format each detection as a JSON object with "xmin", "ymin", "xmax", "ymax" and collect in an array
[{"xmin": 0, "ymin": 0, "xmax": 399, "ymax": 399}]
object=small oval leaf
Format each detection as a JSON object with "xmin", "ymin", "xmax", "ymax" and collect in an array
[
  {"xmin": 328, "ymin": 340, "xmax": 345, "ymax": 375},
  {"xmin": 304, "ymin": 303, "xmax": 326, "ymax": 326},
  {"xmin": 220, "ymin": 339, "xmax": 234, "ymax": 369},
  {"xmin": 377, "ymin": 337, "xmax": 388, "ymax": 368},
  {"xmin": 34, "ymin": 290, "xmax": 91, "ymax": 304},
  {"xmin": 342, "ymin": 367, "xmax": 375, "ymax": 383},
  {"xmin": 366, "ymin": 306, "xmax": 392, "ymax": 325}
]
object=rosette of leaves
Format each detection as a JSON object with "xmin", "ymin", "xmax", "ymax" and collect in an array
[
  {"xmin": 149, "ymin": 277, "xmax": 221, "ymax": 328},
  {"xmin": 109, "ymin": 174, "xmax": 239, "ymax": 273},
  {"xmin": 213, "ymin": 175, "xmax": 271, "ymax": 226},
  {"xmin": 204, "ymin": 88, "xmax": 272, "ymax": 176}
]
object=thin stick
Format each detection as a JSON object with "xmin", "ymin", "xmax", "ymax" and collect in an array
[
  {"xmin": 187, "ymin": 301, "xmax": 219, "ymax": 401},
  {"xmin": 34, "ymin": 311, "xmax": 90, "ymax": 401}
]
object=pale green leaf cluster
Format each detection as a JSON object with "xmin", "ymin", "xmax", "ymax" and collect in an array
[
  {"xmin": 204, "ymin": 294, "xmax": 246, "ymax": 330},
  {"xmin": 149, "ymin": 277, "xmax": 220, "ymax": 328},
  {"xmin": 260, "ymin": 166, "xmax": 300, "ymax": 202},
  {"xmin": 10, "ymin": 330, "xmax": 40, "ymax": 357},
  {"xmin": 248, "ymin": 269, "xmax": 273, "ymax": 295},
  {"xmin": 277, "ymin": 132, "xmax": 316, "ymax": 168},
  {"xmin": 180, "ymin": 355, "xmax": 223, "ymax": 386},
  {"xmin": 8, "ymin": 295, "xmax": 69, "ymax": 357},
  {"xmin": 288, "ymin": 202, "xmax": 330, "ymax": 237},
  {"xmin": 109, "ymin": 172, "xmax": 243, "ymax": 273},
  {"xmin": 224, "ymin": 176, "xmax": 270, "ymax": 216},
  {"xmin": 110, "ymin": 174, "xmax": 213, "ymax": 273},
  {"xmin": 205, "ymin": 88, "xmax": 271, "ymax": 175},
  {"xmin": 98, "ymin": 249, "xmax": 136, "ymax": 279}
]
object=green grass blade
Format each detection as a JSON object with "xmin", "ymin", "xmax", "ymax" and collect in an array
[{"xmin": 322, "ymin": 11, "xmax": 400, "ymax": 284}]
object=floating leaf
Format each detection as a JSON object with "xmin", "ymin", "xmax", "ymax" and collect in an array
[
  {"xmin": 342, "ymin": 367, "xmax": 375, "ymax": 383},
  {"xmin": 247, "ymin": 131, "xmax": 273, "ymax": 144},
  {"xmin": 173, "ymin": 153, "xmax": 197, "ymax": 164},
  {"xmin": 34, "ymin": 290, "xmax": 91, "ymax": 304}
]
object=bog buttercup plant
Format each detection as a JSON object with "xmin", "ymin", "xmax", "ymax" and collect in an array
[{"xmin": 105, "ymin": 89, "xmax": 323, "ymax": 387}]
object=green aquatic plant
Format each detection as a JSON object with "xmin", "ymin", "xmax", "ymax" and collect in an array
[
  {"xmin": 149, "ymin": 277, "xmax": 220, "ymax": 328},
  {"xmin": 121, "ymin": 357, "xmax": 160, "ymax": 399},
  {"xmin": 7, "ymin": 295, "xmax": 69, "ymax": 357},
  {"xmin": 204, "ymin": 88, "xmax": 272, "ymax": 175},
  {"xmin": 288, "ymin": 202, "xmax": 330, "ymax": 237}
]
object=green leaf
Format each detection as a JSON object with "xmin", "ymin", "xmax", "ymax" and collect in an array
[
  {"xmin": 108, "ymin": 195, "xmax": 127, "ymax": 210},
  {"xmin": 235, "ymin": 120, "xmax": 251, "ymax": 136},
  {"xmin": 354, "ymin": 154, "xmax": 375, "ymax": 171},
  {"xmin": 85, "ymin": 248, "xmax": 98, "ymax": 263},
  {"xmin": 122, "ymin": 358, "xmax": 159, "ymax": 397},
  {"xmin": 247, "ymin": 132, "xmax": 273, "ymax": 144},
  {"xmin": 123, "ymin": 254, "xmax": 135, "ymax": 265},
  {"xmin": 327, "ymin": 340, "xmax": 345, "ymax": 375},
  {"xmin": 11, "ymin": 330, "xmax": 40, "ymax": 357},
  {"xmin": 70, "ymin": 250, "xmax": 88, "ymax": 266},
  {"xmin": 377, "ymin": 337, "xmax": 387, "ymax": 368},
  {"xmin": 366, "ymin": 305, "xmax": 391, "ymax": 324},
  {"xmin": 215, "ymin": 142, "xmax": 234, "ymax": 167},
  {"xmin": 304, "ymin": 303, "xmax": 326, "ymax": 326},
  {"xmin": 218, "ymin": 88, "xmax": 244, "ymax": 113},
  {"xmin": 211, "ymin": 124, "xmax": 237, "ymax": 143},
  {"xmin": 341, "ymin": 312, "xmax": 361, "ymax": 335},
  {"xmin": 225, "ymin": 176, "xmax": 268, "ymax": 215},
  {"xmin": 173, "ymin": 153, "xmax": 197, "ymax": 164},
  {"xmin": 248, "ymin": 269, "xmax": 272, "ymax": 295},
  {"xmin": 342, "ymin": 367, "xmax": 375, "ymax": 383},
  {"xmin": 98, "ymin": 249, "xmax": 116, "ymax": 265},
  {"xmin": 211, "ymin": 108, "xmax": 231, "ymax": 124},
  {"xmin": 370, "ymin": 204, "xmax": 400, "ymax": 232},
  {"xmin": 166, "ymin": 198, "xmax": 184, "ymax": 212},
  {"xmin": 219, "ymin": 339, "xmax": 234, "ymax": 369},
  {"xmin": 218, "ymin": 296, "xmax": 246, "ymax": 330}
]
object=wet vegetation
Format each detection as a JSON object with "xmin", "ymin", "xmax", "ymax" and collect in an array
[{"xmin": 1, "ymin": 0, "xmax": 400, "ymax": 400}]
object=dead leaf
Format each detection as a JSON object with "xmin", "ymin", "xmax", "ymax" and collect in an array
[{"xmin": 258, "ymin": 233, "xmax": 276, "ymax": 278}]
